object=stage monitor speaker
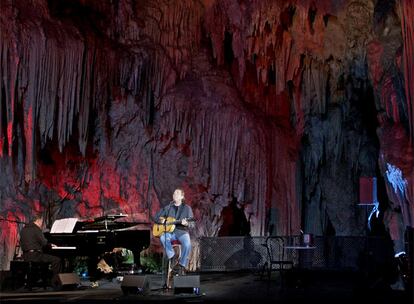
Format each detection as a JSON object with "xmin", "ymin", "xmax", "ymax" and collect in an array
[
  {"xmin": 173, "ymin": 275, "xmax": 200, "ymax": 295},
  {"xmin": 359, "ymin": 177, "xmax": 377, "ymax": 204},
  {"xmin": 56, "ymin": 273, "xmax": 80, "ymax": 290},
  {"xmin": 121, "ymin": 275, "xmax": 148, "ymax": 295}
]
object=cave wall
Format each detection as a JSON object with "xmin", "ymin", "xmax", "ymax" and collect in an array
[{"xmin": 0, "ymin": 0, "xmax": 413, "ymax": 270}]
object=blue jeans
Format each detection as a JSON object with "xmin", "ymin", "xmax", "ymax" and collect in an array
[{"xmin": 160, "ymin": 232, "xmax": 191, "ymax": 268}]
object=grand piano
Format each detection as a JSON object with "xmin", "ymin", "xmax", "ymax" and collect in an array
[{"xmin": 44, "ymin": 214, "xmax": 151, "ymax": 273}]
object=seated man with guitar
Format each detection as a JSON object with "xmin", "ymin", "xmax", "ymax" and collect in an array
[{"xmin": 154, "ymin": 188, "xmax": 195, "ymax": 275}]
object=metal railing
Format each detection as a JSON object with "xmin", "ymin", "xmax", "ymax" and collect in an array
[{"xmin": 199, "ymin": 236, "xmax": 395, "ymax": 272}]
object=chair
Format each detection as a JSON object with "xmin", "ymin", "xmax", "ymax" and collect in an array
[{"xmin": 261, "ymin": 236, "xmax": 294, "ymax": 285}]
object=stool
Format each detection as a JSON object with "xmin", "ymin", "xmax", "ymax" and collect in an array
[
  {"xmin": 171, "ymin": 240, "xmax": 182, "ymax": 261},
  {"xmin": 162, "ymin": 240, "xmax": 181, "ymax": 289},
  {"xmin": 10, "ymin": 260, "xmax": 51, "ymax": 290}
]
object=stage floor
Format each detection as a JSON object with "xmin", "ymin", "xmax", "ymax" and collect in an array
[{"xmin": 0, "ymin": 270, "xmax": 411, "ymax": 304}]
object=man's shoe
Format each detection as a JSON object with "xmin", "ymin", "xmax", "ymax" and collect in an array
[{"xmin": 171, "ymin": 263, "xmax": 181, "ymax": 275}]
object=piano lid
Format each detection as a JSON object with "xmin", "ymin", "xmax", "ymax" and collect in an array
[
  {"xmin": 93, "ymin": 214, "xmax": 128, "ymax": 222},
  {"xmin": 80, "ymin": 219, "xmax": 146, "ymax": 231},
  {"xmin": 49, "ymin": 214, "xmax": 151, "ymax": 233}
]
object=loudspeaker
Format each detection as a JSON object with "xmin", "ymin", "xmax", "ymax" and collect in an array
[
  {"xmin": 56, "ymin": 273, "xmax": 80, "ymax": 290},
  {"xmin": 121, "ymin": 275, "xmax": 148, "ymax": 295},
  {"xmin": 173, "ymin": 275, "xmax": 200, "ymax": 294},
  {"xmin": 359, "ymin": 177, "xmax": 377, "ymax": 204}
]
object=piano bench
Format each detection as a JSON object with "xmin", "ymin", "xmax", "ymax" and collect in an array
[{"xmin": 10, "ymin": 260, "xmax": 51, "ymax": 290}]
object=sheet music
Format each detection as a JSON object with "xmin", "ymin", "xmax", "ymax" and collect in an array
[{"xmin": 50, "ymin": 218, "xmax": 78, "ymax": 233}]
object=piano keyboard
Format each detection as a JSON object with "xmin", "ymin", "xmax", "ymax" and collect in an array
[
  {"xmin": 77, "ymin": 230, "xmax": 99, "ymax": 233},
  {"xmin": 52, "ymin": 246, "xmax": 77, "ymax": 250}
]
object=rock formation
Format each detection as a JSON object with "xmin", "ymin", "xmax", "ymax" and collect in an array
[{"xmin": 0, "ymin": 0, "xmax": 412, "ymax": 270}]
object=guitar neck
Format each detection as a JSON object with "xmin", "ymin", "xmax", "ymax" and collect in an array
[
  {"xmin": 163, "ymin": 220, "xmax": 180, "ymax": 225},
  {"xmin": 170, "ymin": 218, "xmax": 194, "ymax": 225},
  {"xmin": 157, "ymin": 217, "xmax": 195, "ymax": 225}
]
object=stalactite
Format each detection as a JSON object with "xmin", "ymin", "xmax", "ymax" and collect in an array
[
  {"xmin": 0, "ymin": 34, "xmax": 19, "ymax": 158},
  {"xmin": 0, "ymin": 212, "xmax": 20, "ymax": 272},
  {"xmin": 157, "ymin": 61, "xmax": 301, "ymax": 235},
  {"xmin": 0, "ymin": 0, "xmax": 412, "ymax": 271},
  {"xmin": 1, "ymin": 0, "xmax": 190, "ymax": 173},
  {"xmin": 399, "ymin": 0, "xmax": 414, "ymax": 141},
  {"xmin": 196, "ymin": 0, "xmax": 375, "ymax": 236},
  {"xmin": 301, "ymin": 55, "xmax": 329, "ymax": 116}
]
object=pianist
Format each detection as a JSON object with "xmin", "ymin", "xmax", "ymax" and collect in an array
[{"xmin": 20, "ymin": 213, "xmax": 61, "ymax": 283}]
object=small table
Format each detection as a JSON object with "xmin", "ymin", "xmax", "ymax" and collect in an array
[
  {"xmin": 282, "ymin": 246, "xmax": 316, "ymax": 289},
  {"xmin": 284, "ymin": 246, "xmax": 316, "ymax": 269}
]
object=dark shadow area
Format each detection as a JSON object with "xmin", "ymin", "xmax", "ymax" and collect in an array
[
  {"xmin": 224, "ymin": 236, "xmax": 262, "ymax": 269},
  {"xmin": 2, "ymin": 234, "xmax": 413, "ymax": 303},
  {"xmin": 218, "ymin": 197, "xmax": 250, "ymax": 237},
  {"xmin": 223, "ymin": 31, "xmax": 234, "ymax": 67},
  {"xmin": 0, "ymin": 269, "xmax": 411, "ymax": 304}
]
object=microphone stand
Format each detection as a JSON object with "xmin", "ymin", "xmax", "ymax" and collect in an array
[{"xmin": 162, "ymin": 202, "xmax": 173, "ymax": 290}]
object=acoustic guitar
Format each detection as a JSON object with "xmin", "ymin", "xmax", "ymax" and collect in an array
[{"xmin": 152, "ymin": 217, "xmax": 195, "ymax": 237}]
